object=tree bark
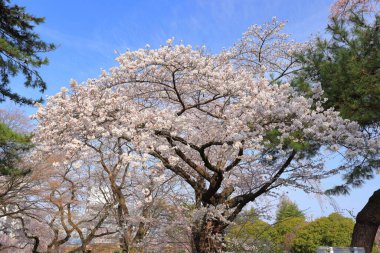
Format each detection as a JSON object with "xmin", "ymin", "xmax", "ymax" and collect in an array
[
  {"xmin": 191, "ymin": 217, "xmax": 225, "ymax": 253},
  {"xmin": 351, "ymin": 188, "xmax": 380, "ymax": 253}
]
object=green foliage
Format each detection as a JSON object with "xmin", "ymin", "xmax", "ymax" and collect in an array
[
  {"xmin": 291, "ymin": 213, "xmax": 355, "ymax": 253},
  {"xmin": 272, "ymin": 199, "xmax": 306, "ymax": 253},
  {"xmin": 226, "ymin": 208, "xmax": 279, "ymax": 253},
  {"xmin": 0, "ymin": 0, "xmax": 56, "ymax": 105},
  {"xmin": 227, "ymin": 211, "xmax": 358, "ymax": 253},
  {"xmin": 227, "ymin": 203, "xmax": 307, "ymax": 253},
  {"xmin": 272, "ymin": 217, "xmax": 307, "ymax": 253},
  {"xmin": 276, "ymin": 197, "xmax": 305, "ymax": 222},
  {"xmin": 0, "ymin": 122, "xmax": 31, "ymax": 175},
  {"xmin": 297, "ymin": 12, "xmax": 380, "ymax": 127},
  {"xmin": 262, "ymin": 128, "xmax": 320, "ymax": 160},
  {"xmin": 227, "ymin": 205, "xmax": 364, "ymax": 253},
  {"xmin": 296, "ymin": 6, "xmax": 380, "ymax": 195}
]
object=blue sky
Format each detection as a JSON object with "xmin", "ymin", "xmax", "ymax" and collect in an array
[{"xmin": 4, "ymin": 0, "xmax": 379, "ymax": 220}]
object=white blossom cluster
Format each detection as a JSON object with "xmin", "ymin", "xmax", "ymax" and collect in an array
[{"xmin": 33, "ymin": 37, "xmax": 375, "ymax": 194}]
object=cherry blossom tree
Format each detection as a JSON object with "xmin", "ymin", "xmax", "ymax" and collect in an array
[
  {"xmin": 0, "ymin": 112, "xmax": 182, "ymax": 252},
  {"xmin": 330, "ymin": 0, "xmax": 379, "ymax": 19},
  {"xmin": 0, "ymin": 109, "xmax": 40, "ymax": 252},
  {"xmin": 32, "ymin": 19, "xmax": 378, "ymax": 253},
  {"xmin": 30, "ymin": 117, "xmax": 184, "ymax": 252},
  {"xmin": 0, "ymin": 108, "xmax": 33, "ymax": 134},
  {"xmin": 38, "ymin": 157, "xmax": 117, "ymax": 252}
]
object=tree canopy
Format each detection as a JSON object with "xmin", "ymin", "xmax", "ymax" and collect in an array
[{"xmin": 291, "ymin": 213, "xmax": 355, "ymax": 253}]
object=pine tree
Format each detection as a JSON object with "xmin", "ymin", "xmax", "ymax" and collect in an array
[
  {"xmin": 295, "ymin": 1, "xmax": 380, "ymax": 252},
  {"xmin": 295, "ymin": 8, "xmax": 380, "ymax": 194},
  {"xmin": 296, "ymin": 10, "xmax": 380, "ymax": 128},
  {"xmin": 0, "ymin": 122, "xmax": 31, "ymax": 175},
  {"xmin": 0, "ymin": 0, "xmax": 55, "ymax": 105}
]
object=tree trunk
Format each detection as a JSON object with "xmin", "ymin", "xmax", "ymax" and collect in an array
[
  {"xmin": 351, "ymin": 188, "xmax": 380, "ymax": 253},
  {"xmin": 191, "ymin": 218, "xmax": 225, "ymax": 253},
  {"xmin": 118, "ymin": 225, "xmax": 131, "ymax": 253}
]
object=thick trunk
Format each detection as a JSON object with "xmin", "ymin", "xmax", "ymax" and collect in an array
[
  {"xmin": 119, "ymin": 239, "xmax": 130, "ymax": 253},
  {"xmin": 351, "ymin": 188, "xmax": 380, "ymax": 253},
  {"xmin": 191, "ymin": 218, "xmax": 225, "ymax": 253},
  {"xmin": 118, "ymin": 225, "xmax": 132, "ymax": 253}
]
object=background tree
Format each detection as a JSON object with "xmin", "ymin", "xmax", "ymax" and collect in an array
[
  {"xmin": 0, "ymin": 0, "xmax": 55, "ymax": 105},
  {"xmin": 0, "ymin": 110, "xmax": 38, "ymax": 252},
  {"xmin": 0, "ymin": 108, "xmax": 33, "ymax": 133},
  {"xmin": 291, "ymin": 213, "xmax": 355, "ymax": 253},
  {"xmin": 0, "ymin": 122, "xmax": 30, "ymax": 176},
  {"xmin": 0, "ymin": 110, "xmax": 32, "ymax": 221},
  {"xmin": 275, "ymin": 196, "xmax": 305, "ymax": 222},
  {"xmin": 295, "ymin": 0, "xmax": 380, "ymax": 252},
  {"xmin": 226, "ymin": 208, "xmax": 278, "ymax": 253},
  {"xmin": 227, "ymin": 204, "xmax": 370, "ymax": 253},
  {"xmin": 227, "ymin": 202, "xmax": 306, "ymax": 253},
  {"xmin": 273, "ymin": 198, "xmax": 306, "ymax": 253},
  {"xmin": 0, "ymin": 110, "xmax": 32, "ymax": 223}
]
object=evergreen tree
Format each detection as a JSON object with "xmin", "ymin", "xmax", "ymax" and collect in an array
[
  {"xmin": 0, "ymin": 0, "xmax": 55, "ymax": 105},
  {"xmin": 0, "ymin": 121, "xmax": 31, "ymax": 175},
  {"xmin": 295, "ymin": 1, "xmax": 380, "ymax": 252},
  {"xmin": 295, "ymin": 3, "xmax": 379, "ymax": 129},
  {"xmin": 276, "ymin": 197, "xmax": 305, "ymax": 223}
]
